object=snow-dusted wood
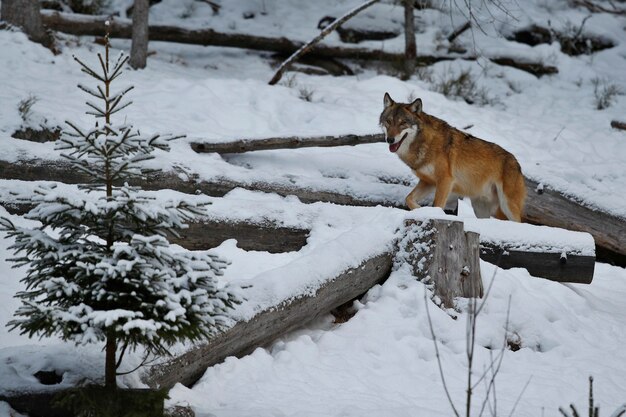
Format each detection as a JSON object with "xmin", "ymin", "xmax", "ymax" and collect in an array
[
  {"xmin": 0, "ymin": 198, "xmax": 595, "ymax": 283},
  {"xmin": 190, "ymin": 133, "xmax": 384, "ymax": 154},
  {"xmin": 480, "ymin": 243, "xmax": 594, "ymax": 284},
  {"xmin": 399, "ymin": 219, "xmax": 483, "ymax": 308},
  {"xmin": 403, "ymin": 0, "xmax": 416, "ymax": 77},
  {"xmin": 129, "ymin": 0, "xmax": 149, "ymax": 69},
  {"xmin": 0, "ymin": 158, "xmax": 620, "ymax": 266},
  {"xmin": 1, "ymin": 0, "xmax": 52, "ymax": 47},
  {"xmin": 169, "ymin": 220, "xmax": 309, "ymax": 253},
  {"xmin": 39, "ymin": 11, "xmax": 557, "ymax": 77},
  {"xmin": 523, "ymin": 178, "xmax": 624, "ymax": 265},
  {"xmin": 145, "ymin": 219, "xmax": 484, "ymax": 388},
  {"xmin": 142, "ymin": 253, "xmax": 393, "ymax": 389}
]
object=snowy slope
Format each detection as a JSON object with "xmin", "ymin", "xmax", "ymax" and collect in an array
[{"xmin": 0, "ymin": 0, "xmax": 625, "ymax": 415}]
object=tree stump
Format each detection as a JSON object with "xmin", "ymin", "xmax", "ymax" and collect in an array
[{"xmin": 396, "ymin": 219, "xmax": 483, "ymax": 308}]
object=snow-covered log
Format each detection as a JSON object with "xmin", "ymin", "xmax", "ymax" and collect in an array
[
  {"xmin": 0, "ymin": 191, "xmax": 596, "ymax": 283},
  {"xmin": 143, "ymin": 252, "xmax": 393, "ymax": 388},
  {"xmin": 39, "ymin": 11, "xmax": 557, "ymax": 77},
  {"xmin": 0, "ymin": 158, "xmax": 618, "ymax": 268},
  {"xmin": 142, "ymin": 217, "xmax": 486, "ymax": 388},
  {"xmin": 190, "ymin": 133, "xmax": 384, "ymax": 154}
]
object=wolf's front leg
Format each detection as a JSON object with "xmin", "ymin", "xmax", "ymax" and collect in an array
[
  {"xmin": 406, "ymin": 181, "xmax": 434, "ymax": 210},
  {"xmin": 433, "ymin": 176, "xmax": 454, "ymax": 209}
]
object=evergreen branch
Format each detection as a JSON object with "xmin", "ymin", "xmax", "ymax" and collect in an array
[
  {"xmin": 77, "ymin": 84, "xmax": 106, "ymax": 100},
  {"xmin": 110, "ymin": 55, "xmax": 131, "ymax": 81},
  {"xmin": 97, "ymin": 53, "xmax": 108, "ymax": 80},
  {"xmin": 85, "ymin": 102, "xmax": 107, "ymax": 118},
  {"xmin": 64, "ymin": 121, "xmax": 88, "ymax": 138},
  {"xmin": 73, "ymin": 56, "xmax": 105, "ymax": 82},
  {"xmin": 108, "ymin": 86, "xmax": 134, "ymax": 111},
  {"xmin": 109, "ymin": 100, "xmax": 133, "ymax": 116}
]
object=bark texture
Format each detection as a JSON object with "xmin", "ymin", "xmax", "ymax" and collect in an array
[
  {"xmin": 129, "ymin": 0, "xmax": 149, "ymax": 69},
  {"xmin": 403, "ymin": 0, "xmax": 416, "ymax": 78},
  {"xmin": 1, "ymin": 0, "xmax": 52, "ymax": 46}
]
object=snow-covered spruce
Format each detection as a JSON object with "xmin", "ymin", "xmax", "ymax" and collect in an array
[{"xmin": 0, "ymin": 28, "xmax": 241, "ymax": 388}]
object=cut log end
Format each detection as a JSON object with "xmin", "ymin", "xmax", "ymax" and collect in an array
[{"xmin": 397, "ymin": 219, "xmax": 483, "ymax": 309}]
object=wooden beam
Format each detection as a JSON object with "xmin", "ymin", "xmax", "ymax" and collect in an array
[
  {"xmin": 0, "ymin": 200, "xmax": 595, "ymax": 283},
  {"xmin": 191, "ymin": 133, "xmax": 384, "ymax": 154},
  {"xmin": 141, "ymin": 252, "xmax": 393, "ymax": 389},
  {"xmin": 170, "ymin": 220, "xmax": 309, "ymax": 253},
  {"xmin": 479, "ymin": 243, "xmax": 594, "ymax": 284},
  {"xmin": 0, "ymin": 158, "xmax": 620, "ymax": 265},
  {"xmin": 523, "ymin": 178, "xmax": 625, "ymax": 264}
]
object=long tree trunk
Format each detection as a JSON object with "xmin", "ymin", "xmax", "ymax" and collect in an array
[
  {"xmin": 130, "ymin": 0, "xmax": 149, "ymax": 69},
  {"xmin": 403, "ymin": 0, "xmax": 416, "ymax": 79},
  {"xmin": 1, "ymin": 0, "xmax": 52, "ymax": 46}
]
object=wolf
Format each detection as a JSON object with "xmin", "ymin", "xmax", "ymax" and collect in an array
[{"xmin": 380, "ymin": 93, "xmax": 526, "ymax": 222}]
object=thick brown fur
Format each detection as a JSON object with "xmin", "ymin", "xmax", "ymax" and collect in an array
[{"xmin": 380, "ymin": 93, "xmax": 526, "ymax": 222}]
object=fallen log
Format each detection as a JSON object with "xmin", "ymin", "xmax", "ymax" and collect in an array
[
  {"xmin": 0, "ymin": 158, "xmax": 620, "ymax": 266},
  {"xmin": 144, "ymin": 253, "xmax": 392, "ymax": 388},
  {"xmin": 0, "ymin": 195, "xmax": 596, "ymax": 283},
  {"xmin": 40, "ymin": 11, "xmax": 454, "ymax": 64},
  {"xmin": 191, "ymin": 133, "xmax": 384, "ymax": 154},
  {"xmin": 490, "ymin": 57, "xmax": 558, "ymax": 77},
  {"xmin": 142, "ymin": 217, "xmax": 486, "ymax": 388},
  {"xmin": 40, "ymin": 11, "xmax": 557, "ymax": 77}
]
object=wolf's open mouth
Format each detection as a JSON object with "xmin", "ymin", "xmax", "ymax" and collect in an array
[{"xmin": 389, "ymin": 138, "xmax": 405, "ymax": 153}]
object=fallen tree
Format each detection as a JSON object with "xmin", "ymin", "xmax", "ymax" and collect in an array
[
  {"xmin": 40, "ymin": 11, "xmax": 557, "ymax": 77},
  {"xmin": 0, "ymin": 158, "xmax": 619, "ymax": 265},
  {"xmin": 1, "ymin": 193, "xmax": 596, "ymax": 283},
  {"xmin": 142, "ymin": 218, "xmax": 483, "ymax": 389},
  {"xmin": 191, "ymin": 133, "xmax": 384, "ymax": 154}
]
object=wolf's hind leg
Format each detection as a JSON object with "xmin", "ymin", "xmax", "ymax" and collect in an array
[{"xmin": 406, "ymin": 181, "xmax": 434, "ymax": 210}]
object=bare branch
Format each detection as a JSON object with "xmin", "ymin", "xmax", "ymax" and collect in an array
[
  {"xmin": 424, "ymin": 289, "xmax": 461, "ymax": 417},
  {"xmin": 268, "ymin": 0, "xmax": 380, "ymax": 85}
]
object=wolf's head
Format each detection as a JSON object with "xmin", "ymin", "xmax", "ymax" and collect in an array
[{"xmin": 379, "ymin": 92, "xmax": 422, "ymax": 153}]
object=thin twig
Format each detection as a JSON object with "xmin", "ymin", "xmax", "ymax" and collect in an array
[{"xmin": 425, "ymin": 289, "xmax": 461, "ymax": 417}]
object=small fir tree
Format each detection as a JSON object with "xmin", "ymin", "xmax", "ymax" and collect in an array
[{"xmin": 0, "ymin": 24, "xmax": 241, "ymax": 388}]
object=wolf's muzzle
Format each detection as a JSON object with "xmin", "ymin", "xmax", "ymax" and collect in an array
[{"xmin": 386, "ymin": 137, "xmax": 394, "ymax": 144}]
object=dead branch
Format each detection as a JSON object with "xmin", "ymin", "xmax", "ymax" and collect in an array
[
  {"xmin": 447, "ymin": 20, "xmax": 471, "ymax": 43},
  {"xmin": 571, "ymin": 0, "xmax": 626, "ymax": 15},
  {"xmin": 268, "ymin": 0, "xmax": 381, "ymax": 85},
  {"xmin": 190, "ymin": 133, "xmax": 384, "ymax": 153},
  {"xmin": 611, "ymin": 120, "xmax": 626, "ymax": 131}
]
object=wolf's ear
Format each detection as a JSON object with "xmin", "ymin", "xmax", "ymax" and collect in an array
[
  {"xmin": 383, "ymin": 92, "xmax": 395, "ymax": 108},
  {"xmin": 409, "ymin": 98, "xmax": 422, "ymax": 114}
]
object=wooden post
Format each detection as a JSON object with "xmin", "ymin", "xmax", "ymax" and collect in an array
[{"xmin": 397, "ymin": 219, "xmax": 483, "ymax": 308}]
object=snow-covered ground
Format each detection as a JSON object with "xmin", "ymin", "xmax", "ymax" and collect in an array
[{"xmin": 1, "ymin": 0, "xmax": 625, "ymax": 415}]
